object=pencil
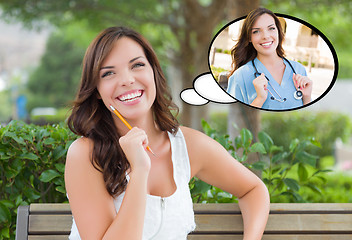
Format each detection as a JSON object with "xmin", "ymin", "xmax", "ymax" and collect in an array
[{"xmin": 109, "ymin": 105, "xmax": 156, "ymax": 156}]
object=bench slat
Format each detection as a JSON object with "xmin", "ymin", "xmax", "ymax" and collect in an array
[
  {"xmin": 28, "ymin": 213, "xmax": 352, "ymax": 233},
  {"xmin": 193, "ymin": 203, "xmax": 352, "ymax": 213},
  {"xmin": 189, "ymin": 235, "xmax": 352, "ymax": 240},
  {"xmin": 29, "ymin": 215, "xmax": 72, "ymax": 234},
  {"xmin": 29, "ymin": 203, "xmax": 352, "ymax": 213},
  {"xmin": 28, "ymin": 236, "xmax": 68, "ymax": 240},
  {"xmin": 27, "ymin": 235, "xmax": 352, "ymax": 240},
  {"xmin": 195, "ymin": 214, "xmax": 352, "ymax": 232}
]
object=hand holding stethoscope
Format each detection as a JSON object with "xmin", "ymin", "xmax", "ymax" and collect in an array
[
  {"xmin": 251, "ymin": 58, "xmax": 313, "ymax": 105},
  {"xmin": 252, "ymin": 73, "xmax": 269, "ymax": 101},
  {"xmin": 292, "ymin": 73, "xmax": 313, "ymax": 103}
]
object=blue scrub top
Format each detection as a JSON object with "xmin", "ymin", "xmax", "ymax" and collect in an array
[{"xmin": 227, "ymin": 57, "xmax": 307, "ymax": 110}]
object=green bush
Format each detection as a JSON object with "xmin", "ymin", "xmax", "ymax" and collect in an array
[
  {"xmin": 190, "ymin": 120, "xmax": 330, "ymax": 203},
  {"xmin": 1, "ymin": 119, "xmax": 350, "ymax": 239},
  {"xmin": 262, "ymin": 111, "xmax": 352, "ymax": 159},
  {"xmin": 0, "ymin": 120, "xmax": 77, "ymax": 240}
]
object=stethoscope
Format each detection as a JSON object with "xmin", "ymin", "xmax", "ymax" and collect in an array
[{"xmin": 252, "ymin": 58, "xmax": 303, "ymax": 102}]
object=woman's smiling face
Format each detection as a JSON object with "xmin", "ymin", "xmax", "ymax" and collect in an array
[
  {"xmin": 250, "ymin": 13, "xmax": 279, "ymax": 57},
  {"xmin": 97, "ymin": 37, "xmax": 156, "ymax": 120}
]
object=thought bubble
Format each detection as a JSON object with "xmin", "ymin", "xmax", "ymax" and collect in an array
[
  {"xmin": 180, "ymin": 73, "xmax": 236, "ymax": 105},
  {"xmin": 181, "ymin": 12, "xmax": 338, "ymax": 111}
]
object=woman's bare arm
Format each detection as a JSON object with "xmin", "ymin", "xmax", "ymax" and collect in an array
[
  {"xmin": 182, "ymin": 127, "xmax": 270, "ymax": 240},
  {"xmin": 65, "ymin": 132, "xmax": 150, "ymax": 240}
]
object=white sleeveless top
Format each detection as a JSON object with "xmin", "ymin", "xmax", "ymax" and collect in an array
[{"xmin": 69, "ymin": 129, "xmax": 196, "ymax": 239}]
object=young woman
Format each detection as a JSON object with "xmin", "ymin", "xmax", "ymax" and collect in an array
[
  {"xmin": 65, "ymin": 26, "xmax": 269, "ymax": 240},
  {"xmin": 226, "ymin": 8, "xmax": 313, "ymax": 110}
]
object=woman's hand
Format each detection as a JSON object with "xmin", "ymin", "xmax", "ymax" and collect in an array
[
  {"xmin": 251, "ymin": 73, "xmax": 268, "ymax": 108},
  {"xmin": 119, "ymin": 127, "xmax": 151, "ymax": 174},
  {"xmin": 293, "ymin": 73, "xmax": 313, "ymax": 104}
]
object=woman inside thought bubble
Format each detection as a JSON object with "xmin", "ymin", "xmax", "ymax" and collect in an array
[
  {"xmin": 65, "ymin": 26, "xmax": 269, "ymax": 239},
  {"xmin": 227, "ymin": 8, "xmax": 312, "ymax": 110}
]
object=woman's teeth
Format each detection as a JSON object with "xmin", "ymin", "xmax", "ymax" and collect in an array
[
  {"xmin": 118, "ymin": 90, "xmax": 142, "ymax": 102},
  {"xmin": 261, "ymin": 42, "xmax": 273, "ymax": 46}
]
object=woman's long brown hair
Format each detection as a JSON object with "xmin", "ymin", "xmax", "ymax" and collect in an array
[
  {"xmin": 228, "ymin": 8, "xmax": 285, "ymax": 77},
  {"xmin": 67, "ymin": 27, "xmax": 179, "ymax": 197}
]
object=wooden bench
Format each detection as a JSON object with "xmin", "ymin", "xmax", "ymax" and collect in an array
[{"xmin": 16, "ymin": 203, "xmax": 352, "ymax": 240}]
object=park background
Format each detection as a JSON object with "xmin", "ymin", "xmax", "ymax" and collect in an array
[{"xmin": 0, "ymin": 0, "xmax": 351, "ymax": 239}]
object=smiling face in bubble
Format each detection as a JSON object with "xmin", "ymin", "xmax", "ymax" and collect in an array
[{"xmin": 250, "ymin": 14, "xmax": 280, "ymax": 59}]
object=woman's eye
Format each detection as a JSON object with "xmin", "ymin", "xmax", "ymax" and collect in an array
[
  {"xmin": 132, "ymin": 62, "xmax": 145, "ymax": 69},
  {"xmin": 252, "ymin": 30, "xmax": 259, "ymax": 34},
  {"xmin": 101, "ymin": 71, "xmax": 114, "ymax": 78},
  {"xmin": 269, "ymin": 27, "xmax": 276, "ymax": 31}
]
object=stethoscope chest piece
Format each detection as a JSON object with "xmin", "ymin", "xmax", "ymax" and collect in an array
[{"xmin": 294, "ymin": 89, "xmax": 303, "ymax": 100}]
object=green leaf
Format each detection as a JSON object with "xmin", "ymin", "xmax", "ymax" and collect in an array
[
  {"xmin": 23, "ymin": 188, "xmax": 41, "ymax": 200},
  {"xmin": 283, "ymin": 178, "xmax": 300, "ymax": 191},
  {"xmin": 234, "ymin": 136, "xmax": 242, "ymax": 149},
  {"xmin": 298, "ymin": 163, "xmax": 308, "ymax": 182},
  {"xmin": 55, "ymin": 163, "xmax": 65, "ymax": 173},
  {"xmin": 0, "ymin": 200, "xmax": 15, "ymax": 209},
  {"xmin": 15, "ymin": 195, "xmax": 23, "ymax": 207},
  {"xmin": 271, "ymin": 152, "xmax": 288, "ymax": 163},
  {"xmin": 201, "ymin": 119, "xmax": 215, "ymax": 137},
  {"xmin": 280, "ymin": 191, "xmax": 303, "ymax": 202},
  {"xmin": 43, "ymin": 138, "xmax": 56, "ymax": 145},
  {"xmin": 0, "ymin": 202, "xmax": 11, "ymax": 223},
  {"xmin": 39, "ymin": 169, "xmax": 61, "ymax": 182},
  {"xmin": 192, "ymin": 179, "xmax": 212, "ymax": 195},
  {"xmin": 258, "ymin": 131, "xmax": 273, "ymax": 153},
  {"xmin": 251, "ymin": 161, "xmax": 267, "ymax": 170},
  {"xmin": 309, "ymin": 137, "xmax": 322, "ymax": 148},
  {"xmin": 4, "ymin": 168, "xmax": 17, "ymax": 179},
  {"xmin": 3, "ymin": 131, "xmax": 26, "ymax": 145},
  {"xmin": 51, "ymin": 131, "xmax": 62, "ymax": 140},
  {"xmin": 1, "ymin": 227, "xmax": 10, "ymax": 238},
  {"xmin": 241, "ymin": 128, "xmax": 252, "ymax": 148},
  {"xmin": 312, "ymin": 169, "xmax": 333, "ymax": 176},
  {"xmin": 271, "ymin": 166, "xmax": 282, "ymax": 175},
  {"xmin": 296, "ymin": 151, "xmax": 318, "ymax": 167},
  {"xmin": 305, "ymin": 183, "xmax": 322, "ymax": 195},
  {"xmin": 53, "ymin": 146, "xmax": 66, "ymax": 160},
  {"xmin": 56, "ymin": 186, "xmax": 66, "ymax": 194},
  {"xmin": 249, "ymin": 142, "xmax": 267, "ymax": 154},
  {"xmin": 20, "ymin": 152, "xmax": 39, "ymax": 161},
  {"xmin": 10, "ymin": 158, "xmax": 23, "ymax": 171},
  {"xmin": 0, "ymin": 152, "xmax": 11, "ymax": 160},
  {"xmin": 289, "ymin": 138, "xmax": 300, "ymax": 152},
  {"xmin": 269, "ymin": 145, "xmax": 283, "ymax": 154}
]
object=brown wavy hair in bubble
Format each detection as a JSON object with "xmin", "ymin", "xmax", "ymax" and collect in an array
[
  {"xmin": 67, "ymin": 26, "xmax": 179, "ymax": 198},
  {"xmin": 228, "ymin": 8, "xmax": 285, "ymax": 77}
]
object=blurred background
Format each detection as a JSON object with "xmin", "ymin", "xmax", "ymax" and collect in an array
[
  {"xmin": 0, "ymin": 1, "xmax": 351, "ymax": 237},
  {"xmin": 0, "ymin": 0, "xmax": 351, "ymax": 194}
]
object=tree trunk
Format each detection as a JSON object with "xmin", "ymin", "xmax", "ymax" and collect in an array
[{"xmin": 226, "ymin": 0, "xmax": 262, "ymax": 174}]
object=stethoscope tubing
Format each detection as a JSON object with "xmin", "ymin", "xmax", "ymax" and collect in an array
[{"xmin": 251, "ymin": 58, "xmax": 302, "ymax": 101}]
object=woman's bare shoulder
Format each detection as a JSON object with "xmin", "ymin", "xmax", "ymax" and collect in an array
[
  {"xmin": 66, "ymin": 137, "xmax": 93, "ymax": 163},
  {"xmin": 179, "ymin": 126, "xmax": 222, "ymax": 174},
  {"xmin": 65, "ymin": 136, "xmax": 101, "ymax": 178},
  {"xmin": 180, "ymin": 126, "xmax": 216, "ymax": 147}
]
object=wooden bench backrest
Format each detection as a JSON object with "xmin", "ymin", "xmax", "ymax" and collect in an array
[{"xmin": 16, "ymin": 203, "xmax": 352, "ymax": 240}]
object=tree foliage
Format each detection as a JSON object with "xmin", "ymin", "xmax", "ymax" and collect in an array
[
  {"xmin": 26, "ymin": 28, "xmax": 86, "ymax": 111},
  {"xmin": 264, "ymin": 0, "xmax": 352, "ymax": 78},
  {"xmin": 0, "ymin": 0, "xmax": 252, "ymax": 128}
]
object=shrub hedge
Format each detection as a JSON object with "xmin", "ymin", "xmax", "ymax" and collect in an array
[
  {"xmin": 0, "ymin": 119, "xmax": 350, "ymax": 239},
  {"xmin": 0, "ymin": 120, "xmax": 78, "ymax": 239}
]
